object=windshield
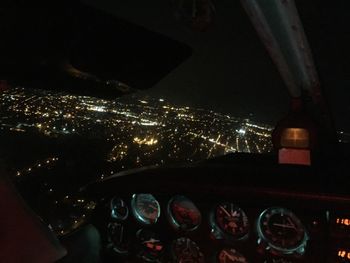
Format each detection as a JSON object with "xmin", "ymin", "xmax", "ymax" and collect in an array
[
  {"xmin": 0, "ymin": 0, "xmax": 349, "ymax": 235},
  {"xmin": 0, "ymin": 87, "xmax": 273, "ymax": 174}
]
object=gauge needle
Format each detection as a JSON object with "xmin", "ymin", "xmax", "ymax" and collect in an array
[
  {"xmin": 286, "ymin": 217, "xmax": 297, "ymax": 230},
  {"xmin": 222, "ymin": 250, "xmax": 236, "ymax": 261},
  {"xmin": 222, "ymin": 250, "xmax": 243, "ymax": 262},
  {"xmin": 220, "ymin": 206, "xmax": 232, "ymax": 218},
  {"xmin": 272, "ymin": 223, "xmax": 296, "ymax": 229},
  {"xmin": 230, "ymin": 203, "xmax": 239, "ymax": 217},
  {"xmin": 149, "ymin": 204, "xmax": 158, "ymax": 210},
  {"xmin": 143, "ymin": 238, "xmax": 160, "ymax": 244}
]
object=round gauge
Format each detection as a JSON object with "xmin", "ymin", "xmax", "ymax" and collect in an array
[
  {"xmin": 171, "ymin": 237, "xmax": 205, "ymax": 263},
  {"xmin": 257, "ymin": 207, "xmax": 308, "ymax": 254},
  {"xmin": 135, "ymin": 229, "xmax": 164, "ymax": 262},
  {"xmin": 110, "ymin": 197, "xmax": 129, "ymax": 221},
  {"xmin": 168, "ymin": 195, "xmax": 202, "ymax": 231},
  {"xmin": 107, "ymin": 222, "xmax": 130, "ymax": 254},
  {"xmin": 131, "ymin": 194, "xmax": 161, "ymax": 225},
  {"xmin": 218, "ymin": 248, "xmax": 248, "ymax": 263},
  {"xmin": 214, "ymin": 203, "xmax": 249, "ymax": 240}
]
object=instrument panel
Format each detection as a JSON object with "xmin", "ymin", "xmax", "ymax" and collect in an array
[
  {"xmin": 83, "ymin": 153, "xmax": 350, "ymax": 263},
  {"xmin": 97, "ymin": 193, "xmax": 345, "ymax": 263}
]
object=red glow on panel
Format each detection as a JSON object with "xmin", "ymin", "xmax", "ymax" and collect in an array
[
  {"xmin": 278, "ymin": 148, "xmax": 311, "ymax": 166},
  {"xmin": 280, "ymin": 128, "xmax": 310, "ymax": 148}
]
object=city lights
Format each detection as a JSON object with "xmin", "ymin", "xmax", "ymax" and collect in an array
[
  {"xmin": 237, "ymin": 128, "xmax": 246, "ymax": 135},
  {"xmin": 0, "ymin": 87, "xmax": 273, "ymax": 176},
  {"xmin": 133, "ymin": 137, "xmax": 159, "ymax": 146}
]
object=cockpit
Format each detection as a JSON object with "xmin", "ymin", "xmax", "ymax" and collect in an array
[{"xmin": 0, "ymin": 0, "xmax": 350, "ymax": 262}]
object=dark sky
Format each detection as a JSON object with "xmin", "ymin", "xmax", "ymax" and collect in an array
[{"xmin": 84, "ymin": 0, "xmax": 350, "ymax": 130}]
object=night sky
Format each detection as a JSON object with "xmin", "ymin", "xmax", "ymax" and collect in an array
[{"xmin": 84, "ymin": 0, "xmax": 350, "ymax": 131}]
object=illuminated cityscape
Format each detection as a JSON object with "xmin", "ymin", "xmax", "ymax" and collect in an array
[
  {"xmin": 0, "ymin": 87, "xmax": 273, "ymax": 177},
  {"xmin": 0, "ymin": 86, "xmax": 274, "ymax": 234}
]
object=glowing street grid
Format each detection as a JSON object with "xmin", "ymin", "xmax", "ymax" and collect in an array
[{"xmin": 0, "ymin": 87, "xmax": 273, "ymax": 175}]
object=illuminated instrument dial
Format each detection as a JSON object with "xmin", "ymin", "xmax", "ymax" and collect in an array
[
  {"xmin": 218, "ymin": 248, "xmax": 248, "ymax": 263},
  {"xmin": 257, "ymin": 207, "xmax": 308, "ymax": 254},
  {"xmin": 135, "ymin": 229, "xmax": 164, "ymax": 262},
  {"xmin": 131, "ymin": 194, "xmax": 160, "ymax": 225},
  {"xmin": 168, "ymin": 195, "xmax": 201, "ymax": 231},
  {"xmin": 214, "ymin": 203, "xmax": 249, "ymax": 240},
  {"xmin": 171, "ymin": 237, "xmax": 204, "ymax": 263},
  {"xmin": 110, "ymin": 197, "xmax": 128, "ymax": 221}
]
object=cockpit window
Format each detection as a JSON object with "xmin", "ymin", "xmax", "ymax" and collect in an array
[
  {"xmin": 1, "ymin": 0, "xmax": 349, "ymax": 224},
  {"xmin": 0, "ymin": 87, "xmax": 273, "ymax": 179}
]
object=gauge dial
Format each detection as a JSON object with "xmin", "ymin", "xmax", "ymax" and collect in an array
[
  {"xmin": 135, "ymin": 229, "xmax": 164, "ymax": 262},
  {"xmin": 218, "ymin": 248, "xmax": 248, "ymax": 263},
  {"xmin": 131, "ymin": 194, "xmax": 160, "ymax": 225},
  {"xmin": 171, "ymin": 237, "xmax": 205, "ymax": 263},
  {"xmin": 257, "ymin": 207, "xmax": 308, "ymax": 254},
  {"xmin": 107, "ymin": 222, "xmax": 130, "ymax": 254},
  {"xmin": 214, "ymin": 203, "xmax": 249, "ymax": 240},
  {"xmin": 168, "ymin": 195, "xmax": 201, "ymax": 231},
  {"xmin": 110, "ymin": 197, "xmax": 129, "ymax": 221}
]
